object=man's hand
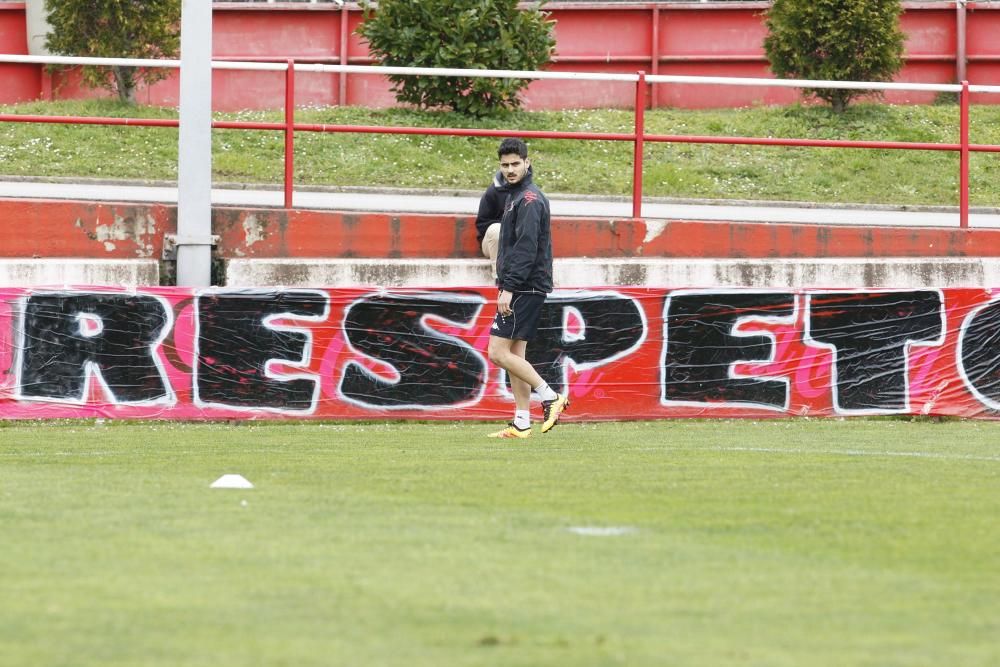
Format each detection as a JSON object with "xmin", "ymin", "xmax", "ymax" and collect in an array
[{"xmin": 497, "ymin": 289, "xmax": 513, "ymax": 316}]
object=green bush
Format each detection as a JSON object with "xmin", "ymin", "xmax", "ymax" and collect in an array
[
  {"xmin": 45, "ymin": 0, "xmax": 180, "ymax": 104},
  {"xmin": 763, "ymin": 0, "xmax": 905, "ymax": 112},
  {"xmin": 357, "ymin": 0, "xmax": 555, "ymax": 117}
]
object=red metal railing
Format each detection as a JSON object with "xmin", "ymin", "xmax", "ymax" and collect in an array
[
  {"xmin": 2, "ymin": 57, "xmax": 1000, "ymax": 227},
  {"xmin": 632, "ymin": 71, "xmax": 647, "ymax": 219},
  {"xmin": 285, "ymin": 58, "xmax": 296, "ymax": 210}
]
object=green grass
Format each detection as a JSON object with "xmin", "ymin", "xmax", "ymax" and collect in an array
[
  {"xmin": 1, "ymin": 419, "xmax": 997, "ymax": 666},
  {"xmin": 4, "ymin": 99, "xmax": 1000, "ymax": 207}
]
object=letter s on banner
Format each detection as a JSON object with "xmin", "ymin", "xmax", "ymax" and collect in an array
[{"xmin": 339, "ymin": 292, "xmax": 487, "ymax": 410}]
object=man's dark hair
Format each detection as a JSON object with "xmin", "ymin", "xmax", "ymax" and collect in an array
[{"xmin": 498, "ymin": 138, "xmax": 528, "ymax": 159}]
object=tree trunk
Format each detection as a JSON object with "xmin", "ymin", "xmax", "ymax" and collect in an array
[{"xmin": 112, "ymin": 66, "xmax": 137, "ymax": 105}]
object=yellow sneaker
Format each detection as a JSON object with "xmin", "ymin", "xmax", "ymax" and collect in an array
[
  {"xmin": 540, "ymin": 394, "xmax": 569, "ymax": 433},
  {"xmin": 487, "ymin": 422, "xmax": 532, "ymax": 439}
]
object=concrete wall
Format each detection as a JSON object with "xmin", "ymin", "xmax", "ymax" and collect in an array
[
  {"xmin": 224, "ymin": 257, "xmax": 1000, "ymax": 290},
  {"xmin": 4, "ymin": 198, "xmax": 1000, "ymax": 289},
  {"xmin": 0, "ymin": 259, "xmax": 159, "ymax": 287},
  {"xmin": 4, "ymin": 255, "xmax": 996, "ymax": 290}
]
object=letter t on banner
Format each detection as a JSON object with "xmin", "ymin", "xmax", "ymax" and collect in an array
[{"xmin": 176, "ymin": 0, "xmax": 213, "ymax": 287}]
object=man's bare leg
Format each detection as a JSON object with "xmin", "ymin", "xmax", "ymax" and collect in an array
[
  {"xmin": 486, "ymin": 336, "xmax": 542, "ymax": 438},
  {"xmin": 508, "ymin": 339, "xmax": 532, "ymax": 412},
  {"xmin": 488, "ymin": 335, "xmax": 568, "ymax": 435},
  {"xmin": 488, "ymin": 335, "xmax": 544, "ymax": 395}
]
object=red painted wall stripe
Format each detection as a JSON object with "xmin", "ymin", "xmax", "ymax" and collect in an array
[{"xmin": 1, "ymin": 198, "xmax": 998, "ymax": 260}]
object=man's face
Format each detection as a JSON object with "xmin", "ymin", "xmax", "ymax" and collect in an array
[{"xmin": 499, "ymin": 152, "xmax": 529, "ymax": 186}]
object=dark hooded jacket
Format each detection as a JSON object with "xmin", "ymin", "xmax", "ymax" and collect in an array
[
  {"xmin": 495, "ymin": 170, "xmax": 553, "ymax": 294},
  {"xmin": 475, "ymin": 166, "xmax": 533, "ymax": 243}
]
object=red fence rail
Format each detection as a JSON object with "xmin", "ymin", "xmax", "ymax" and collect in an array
[{"xmin": 2, "ymin": 57, "xmax": 1000, "ymax": 227}]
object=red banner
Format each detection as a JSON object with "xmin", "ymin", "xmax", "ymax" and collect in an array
[{"xmin": 1, "ymin": 286, "xmax": 999, "ymax": 421}]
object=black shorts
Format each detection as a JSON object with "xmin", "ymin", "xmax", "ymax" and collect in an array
[{"xmin": 491, "ymin": 292, "xmax": 546, "ymax": 341}]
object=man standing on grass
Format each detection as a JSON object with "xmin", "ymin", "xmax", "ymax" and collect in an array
[{"xmin": 486, "ymin": 138, "xmax": 569, "ymax": 439}]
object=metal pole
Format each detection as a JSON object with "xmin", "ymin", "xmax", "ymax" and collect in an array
[
  {"xmin": 284, "ymin": 59, "xmax": 295, "ymax": 209},
  {"xmin": 176, "ymin": 0, "xmax": 214, "ymax": 287},
  {"xmin": 960, "ymin": 79, "xmax": 970, "ymax": 229},
  {"xmin": 339, "ymin": 5, "xmax": 349, "ymax": 105},
  {"xmin": 632, "ymin": 71, "xmax": 646, "ymax": 219}
]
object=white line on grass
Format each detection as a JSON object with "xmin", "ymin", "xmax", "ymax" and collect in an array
[
  {"xmin": 567, "ymin": 526, "xmax": 638, "ymax": 536},
  {"xmin": 664, "ymin": 445, "xmax": 1000, "ymax": 463},
  {"xmin": 0, "ymin": 450, "xmax": 121, "ymax": 458},
  {"xmin": 3, "ymin": 444, "xmax": 998, "ymax": 463}
]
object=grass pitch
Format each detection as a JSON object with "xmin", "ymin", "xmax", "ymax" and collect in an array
[
  {"xmin": 0, "ymin": 419, "xmax": 997, "ymax": 666},
  {"xmin": 6, "ymin": 100, "xmax": 1000, "ymax": 209}
]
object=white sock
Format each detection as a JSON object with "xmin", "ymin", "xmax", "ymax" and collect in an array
[
  {"xmin": 514, "ymin": 410, "xmax": 531, "ymax": 430},
  {"xmin": 534, "ymin": 382, "xmax": 558, "ymax": 402}
]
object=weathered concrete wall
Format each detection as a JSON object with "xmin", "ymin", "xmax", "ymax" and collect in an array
[
  {"xmin": 4, "ymin": 198, "xmax": 1000, "ymax": 289},
  {"xmin": 0, "ymin": 259, "xmax": 159, "ymax": 287},
  {"xmin": 226, "ymin": 257, "xmax": 1000, "ymax": 289},
  {"xmin": 8, "ymin": 254, "xmax": 994, "ymax": 290}
]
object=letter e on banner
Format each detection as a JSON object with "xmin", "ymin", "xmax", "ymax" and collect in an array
[
  {"xmin": 662, "ymin": 291, "xmax": 796, "ymax": 411},
  {"xmin": 195, "ymin": 290, "xmax": 328, "ymax": 413}
]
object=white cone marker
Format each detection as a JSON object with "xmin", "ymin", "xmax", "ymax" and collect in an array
[{"xmin": 210, "ymin": 474, "xmax": 254, "ymax": 489}]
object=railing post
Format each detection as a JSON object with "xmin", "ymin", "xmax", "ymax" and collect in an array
[
  {"xmin": 632, "ymin": 70, "xmax": 646, "ymax": 219},
  {"xmin": 960, "ymin": 79, "xmax": 970, "ymax": 229},
  {"xmin": 284, "ymin": 58, "xmax": 295, "ymax": 209},
  {"xmin": 339, "ymin": 4, "xmax": 350, "ymax": 105}
]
